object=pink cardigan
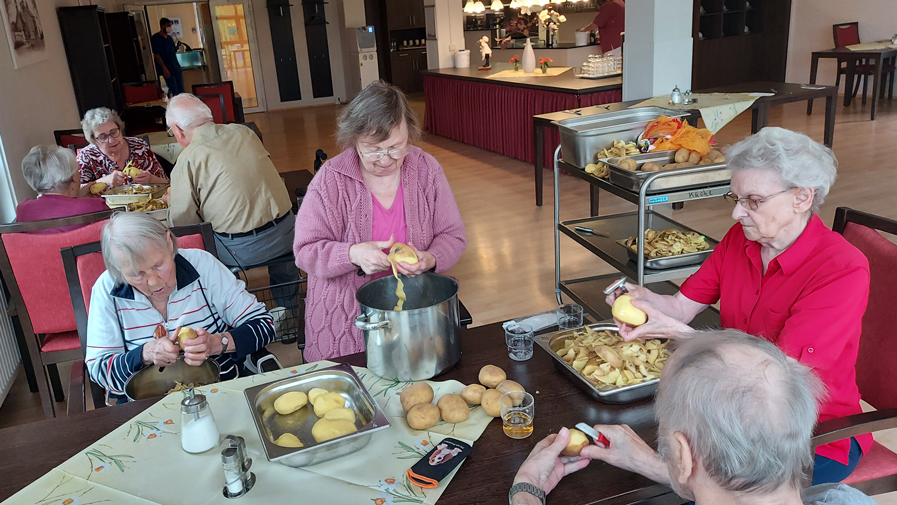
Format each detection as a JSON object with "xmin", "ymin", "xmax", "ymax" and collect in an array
[{"xmin": 294, "ymin": 146, "xmax": 467, "ymax": 361}]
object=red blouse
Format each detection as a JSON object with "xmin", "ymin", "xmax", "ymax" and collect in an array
[
  {"xmin": 76, "ymin": 137, "xmax": 167, "ymax": 184},
  {"xmin": 680, "ymin": 215, "xmax": 872, "ymax": 465}
]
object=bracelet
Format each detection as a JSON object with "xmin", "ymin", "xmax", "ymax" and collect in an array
[{"xmin": 508, "ymin": 482, "xmax": 546, "ymax": 505}]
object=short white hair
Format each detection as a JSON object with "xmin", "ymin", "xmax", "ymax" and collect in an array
[
  {"xmin": 21, "ymin": 145, "xmax": 78, "ymax": 193},
  {"xmin": 165, "ymin": 94, "xmax": 214, "ymax": 131},
  {"xmin": 724, "ymin": 127, "xmax": 837, "ymax": 214},
  {"xmin": 81, "ymin": 107, "xmax": 124, "ymax": 145},
  {"xmin": 101, "ymin": 212, "xmax": 179, "ymax": 285}
]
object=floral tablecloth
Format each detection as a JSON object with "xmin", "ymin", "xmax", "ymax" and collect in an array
[
  {"xmin": 632, "ymin": 93, "xmax": 758, "ymax": 134},
  {"xmin": 3, "ymin": 361, "xmax": 494, "ymax": 505}
]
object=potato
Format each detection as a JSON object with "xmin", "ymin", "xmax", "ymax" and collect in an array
[
  {"xmin": 481, "ymin": 389, "xmax": 503, "ymax": 417},
  {"xmin": 313, "ymin": 392, "xmax": 346, "ymax": 417},
  {"xmin": 123, "ymin": 165, "xmax": 142, "ymax": 178},
  {"xmin": 176, "ymin": 327, "xmax": 197, "ymax": 351},
  {"xmin": 400, "ymin": 382, "xmax": 434, "ymax": 412},
  {"xmin": 617, "ymin": 158, "xmax": 637, "ymax": 171},
  {"xmin": 460, "ymin": 384, "xmax": 486, "ymax": 405},
  {"xmin": 308, "ymin": 388, "xmax": 328, "ymax": 405},
  {"xmin": 407, "ymin": 403, "xmax": 441, "ymax": 430},
  {"xmin": 89, "ymin": 182, "xmax": 107, "ymax": 195},
  {"xmin": 678, "ymin": 162, "xmax": 697, "ymax": 168},
  {"xmin": 311, "ymin": 418, "xmax": 357, "ymax": 443},
  {"xmin": 478, "ymin": 365, "xmax": 507, "ymax": 388},
  {"xmin": 662, "ymin": 163, "xmax": 679, "ymax": 170},
  {"xmin": 687, "ymin": 151, "xmax": 701, "ymax": 164},
  {"xmin": 561, "ymin": 429, "xmax": 590, "ymax": 456},
  {"xmin": 698, "ymin": 158, "xmax": 715, "ymax": 165},
  {"xmin": 612, "ymin": 295, "xmax": 648, "ymax": 326},
  {"xmin": 674, "ymin": 148, "xmax": 690, "ymax": 163},
  {"xmin": 389, "ymin": 243, "xmax": 419, "ymax": 265},
  {"xmin": 707, "ymin": 149, "xmax": 725, "ymax": 162},
  {"xmin": 641, "ymin": 162, "xmax": 662, "ymax": 172},
  {"xmin": 273, "ymin": 433, "xmax": 304, "ymax": 448},
  {"xmin": 324, "ymin": 407, "xmax": 356, "ymax": 423},
  {"xmin": 274, "ymin": 391, "xmax": 308, "ymax": 415},
  {"xmin": 496, "ymin": 379, "xmax": 525, "ymax": 395},
  {"xmin": 437, "ymin": 394, "xmax": 469, "ymax": 424}
]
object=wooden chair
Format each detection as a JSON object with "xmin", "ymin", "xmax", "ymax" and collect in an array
[
  {"xmin": 53, "ymin": 129, "xmax": 86, "ymax": 149},
  {"xmin": 833, "ymin": 22, "xmax": 896, "ymax": 105},
  {"xmin": 62, "ymin": 223, "xmax": 218, "ymax": 414},
  {"xmin": 122, "ymin": 81, "xmax": 162, "ymax": 105},
  {"xmin": 197, "ymin": 93, "xmax": 229, "ymax": 124},
  {"xmin": 0, "ymin": 210, "xmax": 114, "ymax": 419},
  {"xmin": 193, "ymin": 81, "xmax": 244, "ymax": 123},
  {"xmin": 812, "ymin": 207, "xmax": 897, "ymax": 494}
]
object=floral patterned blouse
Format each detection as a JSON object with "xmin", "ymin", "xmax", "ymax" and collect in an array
[{"xmin": 76, "ymin": 137, "xmax": 167, "ymax": 184}]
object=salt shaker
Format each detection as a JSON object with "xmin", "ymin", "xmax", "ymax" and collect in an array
[
  {"xmin": 671, "ymin": 85, "xmax": 682, "ymax": 105},
  {"xmin": 683, "ymin": 89, "xmax": 693, "ymax": 104},
  {"xmin": 180, "ymin": 388, "xmax": 220, "ymax": 454},
  {"xmin": 222, "ymin": 448, "xmax": 246, "ymax": 498}
]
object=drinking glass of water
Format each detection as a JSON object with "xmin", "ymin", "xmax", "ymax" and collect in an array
[
  {"xmin": 557, "ymin": 304, "xmax": 583, "ymax": 330},
  {"xmin": 505, "ymin": 324, "xmax": 534, "ymax": 361}
]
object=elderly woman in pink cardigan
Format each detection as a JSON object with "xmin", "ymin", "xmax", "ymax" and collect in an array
[{"xmin": 294, "ymin": 81, "xmax": 467, "ymax": 362}]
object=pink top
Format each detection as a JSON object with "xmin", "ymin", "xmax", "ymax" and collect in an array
[
  {"xmin": 371, "ymin": 180, "xmax": 408, "ymax": 280},
  {"xmin": 15, "ymin": 194, "xmax": 109, "ymax": 234}
]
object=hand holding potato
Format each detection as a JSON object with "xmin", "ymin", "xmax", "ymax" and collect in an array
[
  {"xmin": 615, "ymin": 298, "xmax": 692, "ymax": 342},
  {"xmin": 141, "ymin": 333, "xmax": 180, "ymax": 366},
  {"xmin": 579, "ymin": 424, "xmax": 671, "ymax": 485},
  {"xmin": 511, "ymin": 428, "xmax": 591, "ymax": 500}
]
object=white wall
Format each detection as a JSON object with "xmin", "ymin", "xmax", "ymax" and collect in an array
[
  {"xmin": 426, "ymin": 0, "xmax": 465, "ymax": 69},
  {"xmin": 622, "ymin": 0, "xmax": 692, "ymax": 101},
  {"xmin": 786, "ymin": 0, "xmax": 897, "ymax": 90}
]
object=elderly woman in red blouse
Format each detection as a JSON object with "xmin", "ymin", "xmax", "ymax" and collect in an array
[
  {"xmin": 606, "ymin": 127, "xmax": 870, "ymax": 485},
  {"xmin": 77, "ymin": 107, "xmax": 168, "ymax": 188}
]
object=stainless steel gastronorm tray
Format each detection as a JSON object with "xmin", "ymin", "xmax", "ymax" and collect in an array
[
  {"xmin": 600, "ymin": 151, "xmax": 730, "ymax": 194},
  {"xmin": 535, "ymin": 323, "xmax": 660, "ymax": 404},
  {"xmin": 615, "ymin": 230, "xmax": 718, "ymax": 270},
  {"xmin": 243, "ymin": 364, "xmax": 390, "ymax": 467},
  {"xmin": 100, "ymin": 183, "xmax": 169, "ymax": 207},
  {"xmin": 553, "ymin": 107, "xmax": 689, "ymax": 169}
]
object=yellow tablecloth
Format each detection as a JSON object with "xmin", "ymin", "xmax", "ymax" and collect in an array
[
  {"xmin": 3, "ymin": 361, "xmax": 494, "ymax": 505},
  {"xmin": 631, "ymin": 93, "xmax": 758, "ymax": 134},
  {"xmin": 486, "ymin": 67, "xmax": 572, "ymax": 79}
]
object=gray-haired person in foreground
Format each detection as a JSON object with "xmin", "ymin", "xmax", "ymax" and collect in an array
[{"xmin": 508, "ymin": 330, "xmax": 876, "ymax": 505}]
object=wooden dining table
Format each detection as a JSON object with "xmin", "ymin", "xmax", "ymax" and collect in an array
[
  {"xmin": 0, "ymin": 319, "xmax": 688, "ymax": 505},
  {"xmin": 808, "ymin": 44, "xmax": 897, "ymax": 121}
]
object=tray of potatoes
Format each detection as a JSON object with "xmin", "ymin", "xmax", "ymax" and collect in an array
[{"xmin": 601, "ymin": 149, "xmax": 729, "ymax": 193}]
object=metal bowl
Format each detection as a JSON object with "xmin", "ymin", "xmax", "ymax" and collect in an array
[{"xmin": 125, "ymin": 358, "xmax": 220, "ymax": 401}]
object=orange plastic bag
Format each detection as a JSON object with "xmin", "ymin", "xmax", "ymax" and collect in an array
[
  {"xmin": 653, "ymin": 125, "xmax": 714, "ymax": 156},
  {"xmin": 642, "ymin": 115, "xmax": 683, "ymax": 142}
]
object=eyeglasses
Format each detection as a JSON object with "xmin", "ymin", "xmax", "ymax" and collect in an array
[
  {"xmin": 166, "ymin": 125, "xmax": 182, "ymax": 137},
  {"xmin": 95, "ymin": 128, "xmax": 122, "ymax": 143},
  {"xmin": 358, "ymin": 147, "xmax": 409, "ymax": 162},
  {"xmin": 723, "ymin": 189, "xmax": 794, "ymax": 211}
]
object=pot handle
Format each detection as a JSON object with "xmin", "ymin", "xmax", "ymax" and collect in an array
[{"xmin": 354, "ymin": 313, "xmax": 389, "ymax": 331}]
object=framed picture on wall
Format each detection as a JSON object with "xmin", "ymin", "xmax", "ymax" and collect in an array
[
  {"xmin": 169, "ymin": 17, "xmax": 184, "ymax": 39},
  {"xmin": 1, "ymin": 0, "xmax": 48, "ymax": 69}
]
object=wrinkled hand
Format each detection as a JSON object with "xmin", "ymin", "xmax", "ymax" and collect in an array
[
  {"xmin": 395, "ymin": 243, "xmax": 435, "ymax": 277},
  {"xmin": 579, "ymin": 424, "xmax": 669, "ymax": 484},
  {"xmin": 131, "ymin": 170, "xmax": 156, "ymax": 185},
  {"xmin": 350, "ymin": 235, "xmax": 396, "ymax": 275},
  {"xmin": 99, "ymin": 171, "xmax": 125, "ymax": 188},
  {"xmin": 142, "ymin": 333, "xmax": 180, "ymax": 366},
  {"xmin": 616, "ymin": 297, "xmax": 692, "ymax": 342},
  {"xmin": 512, "ymin": 428, "xmax": 591, "ymax": 497},
  {"xmin": 179, "ymin": 327, "xmax": 222, "ymax": 366},
  {"xmin": 161, "ymin": 187, "xmax": 171, "ymax": 205},
  {"xmin": 604, "ymin": 281, "xmax": 651, "ymax": 308}
]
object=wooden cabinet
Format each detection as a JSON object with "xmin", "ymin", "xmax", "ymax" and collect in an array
[
  {"xmin": 390, "ymin": 47, "xmax": 427, "ymax": 94},
  {"xmin": 57, "ymin": 6, "xmax": 124, "ymax": 116},
  {"xmin": 386, "ymin": 0, "xmax": 424, "ymax": 30}
]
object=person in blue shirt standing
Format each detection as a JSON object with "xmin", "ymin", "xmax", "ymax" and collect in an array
[{"xmin": 151, "ymin": 18, "xmax": 184, "ymax": 96}]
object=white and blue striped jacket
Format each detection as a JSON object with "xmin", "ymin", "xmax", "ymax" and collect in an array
[{"xmin": 85, "ymin": 248, "xmax": 275, "ymax": 395}]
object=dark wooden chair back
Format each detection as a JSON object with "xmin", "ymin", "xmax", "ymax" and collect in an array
[
  {"xmin": 198, "ymin": 93, "xmax": 229, "ymax": 124},
  {"xmin": 122, "ymin": 81, "xmax": 163, "ymax": 104},
  {"xmin": 193, "ymin": 82, "xmax": 237, "ymax": 123},
  {"xmin": 54, "ymin": 129, "xmax": 86, "ymax": 149},
  {"xmin": 834, "ymin": 22, "xmax": 861, "ymax": 48}
]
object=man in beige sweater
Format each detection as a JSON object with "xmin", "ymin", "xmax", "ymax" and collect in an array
[{"xmin": 165, "ymin": 94, "xmax": 301, "ymax": 332}]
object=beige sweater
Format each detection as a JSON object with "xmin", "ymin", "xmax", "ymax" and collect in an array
[{"xmin": 167, "ymin": 123, "xmax": 291, "ymax": 234}]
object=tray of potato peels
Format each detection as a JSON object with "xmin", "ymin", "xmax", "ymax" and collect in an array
[
  {"xmin": 535, "ymin": 323, "xmax": 670, "ymax": 404},
  {"xmin": 616, "ymin": 227, "xmax": 718, "ymax": 270}
]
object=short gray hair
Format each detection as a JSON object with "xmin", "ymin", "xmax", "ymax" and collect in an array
[
  {"xmin": 21, "ymin": 145, "xmax": 79, "ymax": 193},
  {"xmin": 101, "ymin": 212, "xmax": 179, "ymax": 285},
  {"xmin": 336, "ymin": 80, "xmax": 421, "ymax": 150},
  {"xmin": 724, "ymin": 127, "xmax": 837, "ymax": 214},
  {"xmin": 81, "ymin": 107, "xmax": 125, "ymax": 145},
  {"xmin": 165, "ymin": 94, "xmax": 214, "ymax": 131},
  {"xmin": 655, "ymin": 329, "xmax": 824, "ymax": 494}
]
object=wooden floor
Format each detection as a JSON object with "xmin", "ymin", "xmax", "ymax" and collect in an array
[{"xmin": 2, "ymin": 94, "xmax": 897, "ymax": 502}]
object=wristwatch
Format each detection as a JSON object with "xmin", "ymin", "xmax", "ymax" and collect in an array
[
  {"xmin": 218, "ymin": 334, "xmax": 229, "ymax": 356},
  {"xmin": 509, "ymin": 482, "xmax": 546, "ymax": 505}
]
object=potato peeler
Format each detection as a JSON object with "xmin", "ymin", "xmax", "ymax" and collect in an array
[
  {"xmin": 575, "ymin": 422, "xmax": 611, "ymax": 447},
  {"xmin": 602, "ymin": 276, "xmax": 628, "ymax": 296}
]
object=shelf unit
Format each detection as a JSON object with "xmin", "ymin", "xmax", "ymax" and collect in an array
[{"xmin": 552, "ymin": 149, "xmax": 729, "ymax": 318}]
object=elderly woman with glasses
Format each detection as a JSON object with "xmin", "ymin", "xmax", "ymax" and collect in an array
[
  {"xmin": 294, "ymin": 81, "xmax": 467, "ymax": 362},
  {"xmin": 605, "ymin": 127, "xmax": 870, "ymax": 485},
  {"xmin": 76, "ymin": 107, "xmax": 168, "ymax": 188}
]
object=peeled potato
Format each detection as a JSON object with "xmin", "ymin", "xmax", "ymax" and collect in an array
[
  {"xmin": 481, "ymin": 389, "xmax": 503, "ymax": 417},
  {"xmin": 478, "ymin": 365, "xmax": 507, "ymax": 388},
  {"xmin": 641, "ymin": 162, "xmax": 662, "ymax": 172},
  {"xmin": 273, "ymin": 433, "xmax": 304, "ymax": 448},
  {"xmin": 123, "ymin": 164, "xmax": 142, "ymax": 178},
  {"xmin": 400, "ymin": 382, "xmax": 434, "ymax": 412},
  {"xmin": 311, "ymin": 418, "xmax": 357, "ymax": 443},
  {"xmin": 407, "ymin": 403, "xmax": 441, "ymax": 430},
  {"xmin": 313, "ymin": 392, "xmax": 346, "ymax": 417},
  {"xmin": 561, "ymin": 429, "xmax": 590, "ymax": 456},
  {"xmin": 89, "ymin": 182, "xmax": 107, "ymax": 195},
  {"xmin": 389, "ymin": 243, "xmax": 418, "ymax": 265},
  {"xmin": 687, "ymin": 151, "xmax": 701, "ymax": 164},
  {"xmin": 617, "ymin": 158, "xmax": 637, "ymax": 171},
  {"xmin": 674, "ymin": 148, "xmax": 690, "ymax": 163},
  {"xmin": 460, "ymin": 384, "xmax": 486, "ymax": 405},
  {"xmin": 308, "ymin": 388, "xmax": 328, "ymax": 405},
  {"xmin": 274, "ymin": 391, "xmax": 308, "ymax": 415},
  {"xmin": 176, "ymin": 327, "xmax": 197, "ymax": 351},
  {"xmin": 437, "ymin": 394, "xmax": 469, "ymax": 424},
  {"xmin": 323, "ymin": 407, "xmax": 356, "ymax": 423},
  {"xmin": 612, "ymin": 294, "xmax": 648, "ymax": 326}
]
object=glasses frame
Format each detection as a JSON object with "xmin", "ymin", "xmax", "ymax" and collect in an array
[
  {"xmin": 94, "ymin": 128, "xmax": 122, "ymax": 143},
  {"xmin": 723, "ymin": 188, "xmax": 794, "ymax": 211},
  {"xmin": 358, "ymin": 147, "xmax": 409, "ymax": 162}
]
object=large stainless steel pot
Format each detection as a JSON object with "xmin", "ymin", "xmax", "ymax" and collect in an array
[
  {"xmin": 125, "ymin": 357, "xmax": 220, "ymax": 401},
  {"xmin": 355, "ymin": 272, "xmax": 460, "ymax": 381}
]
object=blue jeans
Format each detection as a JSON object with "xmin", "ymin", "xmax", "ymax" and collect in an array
[
  {"xmin": 812, "ymin": 438, "xmax": 863, "ymax": 485},
  {"xmin": 163, "ymin": 69, "xmax": 184, "ymax": 96}
]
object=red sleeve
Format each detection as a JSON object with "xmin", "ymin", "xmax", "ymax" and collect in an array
[{"xmin": 678, "ymin": 226, "xmax": 737, "ymax": 305}]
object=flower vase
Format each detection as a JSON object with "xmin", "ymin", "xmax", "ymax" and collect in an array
[
  {"xmin": 521, "ymin": 39, "xmax": 536, "ymax": 73},
  {"xmin": 541, "ymin": 67, "xmax": 547, "ymax": 74},
  {"xmin": 514, "ymin": 62, "xmax": 519, "ymax": 71}
]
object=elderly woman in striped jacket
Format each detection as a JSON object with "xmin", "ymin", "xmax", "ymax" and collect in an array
[{"xmin": 85, "ymin": 212, "xmax": 275, "ymax": 401}]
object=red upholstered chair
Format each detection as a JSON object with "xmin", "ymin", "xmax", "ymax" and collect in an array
[
  {"xmin": 122, "ymin": 81, "xmax": 163, "ymax": 105},
  {"xmin": 0, "ymin": 210, "xmax": 114, "ymax": 418},
  {"xmin": 62, "ymin": 223, "xmax": 218, "ymax": 414},
  {"xmin": 812, "ymin": 207, "xmax": 897, "ymax": 495},
  {"xmin": 54, "ymin": 129, "xmax": 86, "ymax": 149},
  {"xmin": 198, "ymin": 93, "xmax": 229, "ymax": 124},
  {"xmin": 833, "ymin": 22, "xmax": 896, "ymax": 104},
  {"xmin": 193, "ymin": 81, "xmax": 243, "ymax": 123}
]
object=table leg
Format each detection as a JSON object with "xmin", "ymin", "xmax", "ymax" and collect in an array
[
  {"xmin": 590, "ymin": 185, "xmax": 599, "ymax": 217},
  {"xmin": 845, "ymin": 58, "xmax": 857, "ymax": 107},
  {"xmin": 751, "ymin": 104, "xmax": 769, "ymax": 133},
  {"xmin": 534, "ymin": 123, "xmax": 544, "ymax": 207},
  {"xmin": 871, "ymin": 56, "xmax": 883, "ymax": 120},
  {"xmin": 824, "ymin": 91, "xmax": 836, "ymax": 147},
  {"xmin": 808, "ymin": 54, "xmax": 820, "ymax": 115}
]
